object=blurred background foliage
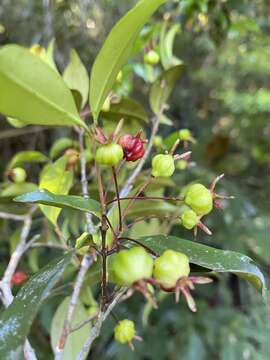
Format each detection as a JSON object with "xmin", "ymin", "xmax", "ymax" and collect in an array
[{"xmin": 0, "ymin": 0, "xmax": 270, "ymax": 359}]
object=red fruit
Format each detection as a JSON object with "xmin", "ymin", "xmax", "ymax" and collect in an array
[
  {"xmin": 11, "ymin": 271, "xmax": 28, "ymax": 286},
  {"xmin": 118, "ymin": 133, "xmax": 145, "ymax": 162}
]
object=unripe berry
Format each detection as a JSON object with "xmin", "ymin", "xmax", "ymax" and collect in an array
[
  {"xmin": 144, "ymin": 50, "xmax": 160, "ymax": 65},
  {"xmin": 185, "ymin": 183, "xmax": 213, "ymax": 215},
  {"xmin": 114, "ymin": 319, "xmax": 136, "ymax": 344},
  {"xmin": 181, "ymin": 209, "xmax": 199, "ymax": 230},
  {"xmin": 111, "ymin": 247, "xmax": 153, "ymax": 286},
  {"xmin": 151, "ymin": 154, "xmax": 175, "ymax": 177},
  {"xmin": 118, "ymin": 134, "xmax": 145, "ymax": 162},
  {"xmin": 179, "ymin": 129, "xmax": 191, "ymax": 141},
  {"xmin": 11, "ymin": 271, "xmax": 28, "ymax": 285},
  {"xmin": 101, "ymin": 96, "xmax": 111, "ymax": 112},
  {"xmin": 153, "ymin": 136, "xmax": 163, "ymax": 147},
  {"xmin": 11, "ymin": 167, "xmax": 27, "ymax": 183},
  {"xmin": 177, "ymin": 159, "xmax": 187, "ymax": 170},
  {"xmin": 95, "ymin": 143, "xmax": 123, "ymax": 166},
  {"xmin": 153, "ymin": 250, "xmax": 190, "ymax": 289}
]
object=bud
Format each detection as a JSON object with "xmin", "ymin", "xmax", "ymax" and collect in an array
[
  {"xmin": 114, "ymin": 319, "xmax": 136, "ymax": 344},
  {"xmin": 95, "ymin": 143, "xmax": 124, "ymax": 166},
  {"xmin": 118, "ymin": 134, "xmax": 145, "ymax": 162},
  {"xmin": 11, "ymin": 271, "xmax": 28, "ymax": 286},
  {"xmin": 153, "ymin": 250, "xmax": 190, "ymax": 289},
  {"xmin": 153, "ymin": 136, "xmax": 163, "ymax": 147},
  {"xmin": 184, "ymin": 183, "xmax": 213, "ymax": 215},
  {"xmin": 9, "ymin": 167, "xmax": 27, "ymax": 183},
  {"xmin": 111, "ymin": 247, "xmax": 153, "ymax": 286},
  {"xmin": 151, "ymin": 154, "xmax": 175, "ymax": 177},
  {"xmin": 181, "ymin": 209, "xmax": 199, "ymax": 230},
  {"xmin": 144, "ymin": 50, "xmax": 160, "ymax": 65},
  {"xmin": 176, "ymin": 159, "xmax": 187, "ymax": 170},
  {"xmin": 29, "ymin": 44, "xmax": 46, "ymax": 60},
  {"xmin": 179, "ymin": 129, "xmax": 191, "ymax": 141}
]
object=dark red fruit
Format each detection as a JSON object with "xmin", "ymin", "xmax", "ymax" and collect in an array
[
  {"xmin": 11, "ymin": 271, "xmax": 28, "ymax": 286},
  {"xmin": 118, "ymin": 133, "xmax": 145, "ymax": 162}
]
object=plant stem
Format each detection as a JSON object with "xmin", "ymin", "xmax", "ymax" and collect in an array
[
  {"xmin": 118, "ymin": 237, "xmax": 158, "ymax": 257},
  {"xmin": 107, "ymin": 195, "xmax": 184, "ymax": 205},
  {"xmin": 112, "ymin": 166, "xmax": 122, "ymax": 233}
]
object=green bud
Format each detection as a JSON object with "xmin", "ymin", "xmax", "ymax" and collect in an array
[
  {"xmin": 111, "ymin": 246, "xmax": 154, "ymax": 286},
  {"xmin": 176, "ymin": 159, "xmax": 187, "ymax": 170},
  {"xmin": 12, "ymin": 167, "xmax": 27, "ymax": 183},
  {"xmin": 185, "ymin": 183, "xmax": 213, "ymax": 215},
  {"xmin": 114, "ymin": 319, "xmax": 136, "ymax": 344},
  {"xmin": 153, "ymin": 250, "xmax": 190, "ymax": 289},
  {"xmin": 144, "ymin": 50, "xmax": 160, "ymax": 65},
  {"xmin": 181, "ymin": 209, "xmax": 199, "ymax": 230},
  {"xmin": 95, "ymin": 143, "xmax": 124, "ymax": 166},
  {"xmin": 179, "ymin": 129, "xmax": 191, "ymax": 141},
  {"xmin": 153, "ymin": 136, "xmax": 163, "ymax": 147},
  {"xmin": 151, "ymin": 154, "xmax": 175, "ymax": 177}
]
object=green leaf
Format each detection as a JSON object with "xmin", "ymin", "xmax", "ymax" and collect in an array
[
  {"xmin": 160, "ymin": 23, "xmax": 182, "ymax": 69},
  {"xmin": 63, "ymin": 49, "xmax": 89, "ymax": 109},
  {"xmin": 50, "ymin": 137, "xmax": 79, "ymax": 159},
  {"xmin": 0, "ymin": 45, "xmax": 87, "ymax": 130},
  {"xmin": 51, "ymin": 297, "xmax": 91, "ymax": 360},
  {"xmin": 101, "ymin": 97, "xmax": 148, "ymax": 123},
  {"xmin": 38, "ymin": 156, "xmax": 74, "ymax": 225},
  {"xmin": 15, "ymin": 189, "xmax": 100, "ymax": 218},
  {"xmin": 138, "ymin": 235, "xmax": 266, "ymax": 295},
  {"xmin": 150, "ymin": 64, "xmax": 183, "ymax": 115},
  {"xmin": 1, "ymin": 182, "xmax": 38, "ymax": 197},
  {"xmin": 0, "ymin": 253, "xmax": 71, "ymax": 359},
  {"xmin": 8, "ymin": 151, "xmax": 48, "ymax": 169},
  {"xmin": 90, "ymin": 0, "xmax": 167, "ymax": 121}
]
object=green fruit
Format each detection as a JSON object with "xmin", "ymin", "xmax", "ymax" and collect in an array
[
  {"xmin": 114, "ymin": 319, "xmax": 135, "ymax": 344},
  {"xmin": 184, "ymin": 183, "xmax": 213, "ymax": 215},
  {"xmin": 95, "ymin": 143, "xmax": 123, "ymax": 166},
  {"xmin": 111, "ymin": 246, "xmax": 154, "ymax": 286},
  {"xmin": 153, "ymin": 136, "xmax": 163, "ymax": 147},
  {"xmin": 151, "ymin": 154, "xmax": 175, "ymax": 177},
  {"xmin": 179, "ymin": 129, "xmax": 191, "ymax": 141},
  {"xmin": 153, "ymin": 250, "xmax": 190, "ymax": 289},
  {"xmin": 177, "ymin": 159, "xmax": 187, "ymax": 170},
  {"xmin": 12, "ymin": 167, "xmax": 27, "ymax": 183},
  {"xmin": 181, "ymin": 209, "xmax": 198, "ymax": 230},
  {"xmin": 144, "ymin": 50, "xmax": 160, "ymax": 65},
  {"xmin": 101, "ymin": 96, "xmax": 111, "ymax": 112}
]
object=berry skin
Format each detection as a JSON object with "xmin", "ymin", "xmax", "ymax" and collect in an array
[
  {"xmin": 151, "ymin": 154, "xmax": 175, "ymax": 177},
  {"xmin": 144, "ymin": 50, "xmax": 160, "ymax": 65},
  {"xmin": 184, "ymin": 183, "xmax": 213, "ymax": 215},
  {"xmin": 111, "ymin": 247, "xmax": 154, "ymax": 287},
  {"xmin": 153, "ymin": 250, "xmax": 190, "ymax": 289},
  {"xmin": 95, "ymin": 143, "xmax": 124, "ymax": 166},
  {"xmin": 118, "ymin": 134, "xmax": 145, "ymax": 162},
  {"xmin": 179, "ymin": 129, "xmax": 191, "ymax": 141},
  {"xmin": 181, "ymin": 209, "xmax": 199, "ymax": 230},
  {"xmin": 114, "ymin": 319, "xmax": 136, "ymax": 344},
  {"xmin": 11, "ymin": 271, "xmax": 28, "ymax": 285},
  {"xmin": 11, "ymin": 167, "xmax": 27, "ymax": 183}
]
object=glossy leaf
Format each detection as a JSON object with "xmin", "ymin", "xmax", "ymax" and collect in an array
[
  {"xmin": 0, "ymin": 253, "xmax": 71, "ymax": 359},
  {"xmin": 0, "ymin": 45, "xmax": 87, "ymax": 130},
  {"xmin": 8, "ymin": 151, "xmax": 48, "ymax": 169},
  {"xmin": 150, "ymin": 64, "xmax": 183, "ymax": 115},
  {"xmin": 160, "ymin": 23, "xmax": 182, "ymax": 69},
  {"xmin": 51, "ymin": 297, "xmax": 91, "ymax": 360},
  {"xmin": 1, "ymin": 182, "xmax": 38, "ymax": 197},
  {"xmin": 138, "ymin": 235, "xmax": 266, "ymax": 295},
  {"xmin": 15, "ymin": 189, "xmax": 100, "ymax": 217},
  {"xmin": 38, "ymin": 156, "xmax": 74, "ymax": 225},
  {"xmin": 63, "ymin": 49, "xmax": 89, "ymax": 109},
  {"xmin": 89, "ymin": 0, "xmax": 166, "ymax": 121}
]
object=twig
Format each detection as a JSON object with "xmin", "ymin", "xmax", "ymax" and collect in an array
[
  {"xmin": 0, "ymin": 207, "xmax": 37, "ymax": 360},
  {"xmin": 118, "ymin": 237, "xmax": 158, "ymax": 257},
  {"xmin": 55, "ymin": 254, "xmax": 93, "ymax": 360},
  {"xmin": 0, "ymin": 212, "xmax": 26, "ymax": 221},
  {"xmin": 107, "ymin": 195, "xmax": 184, "ymax": 205},
  {"xmin": 75, "ymin": 288, "xmax": 126, "ymax": 360},
  {"xmin": 112, "ymin": 166, "xmax": 122, "ymax": 233},
  {"xmin": 70, "ymin": 313, "xmax": 98, "ymax": 333}
]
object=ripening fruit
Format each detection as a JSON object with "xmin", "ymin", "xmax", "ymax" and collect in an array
[
  {"xmin": 144, "ymin": 50, "xmax": 160, "ymax": 65},
  {"xmin": 111, "ymin": 247, "xmax": 154, "ymax": 286},
  {"xmin": 181, "ymin": 209, "xmax": 199, "ymax": 230},
  {"xmin": 114, "ymin": 319, "xmax": 136, "ymax": 344},
  {"xmin": 118, "ymin": 134, "xmax": 145, "ymax": 162},
  {"xmin": 11, "ymin": 271, "xmax": 28, "ymax": 285},
  {"xmin": 151, "ymin": 154, "xmax": 175, "ymax": 177},
  {"xmin": 11, "ymin": 167, "xmax": 27, "ymax": 183},
  {"xmin": 95, "ymin": 143, "xmax": 124, "ymax": 166},
  {"xmin": 101, "ymin": 96, "xmax": 111, "ymax": 112},
  {"xmin": 179, "ymin": 129, "xmax": 191, "ymax": 141},
  {"xmin": 153, "ymin": 250, "xmax": 190, "ymax": 289},
  {"xmin": 185, "ymin": 183, "xmax": 213, "ymax": 215}
]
